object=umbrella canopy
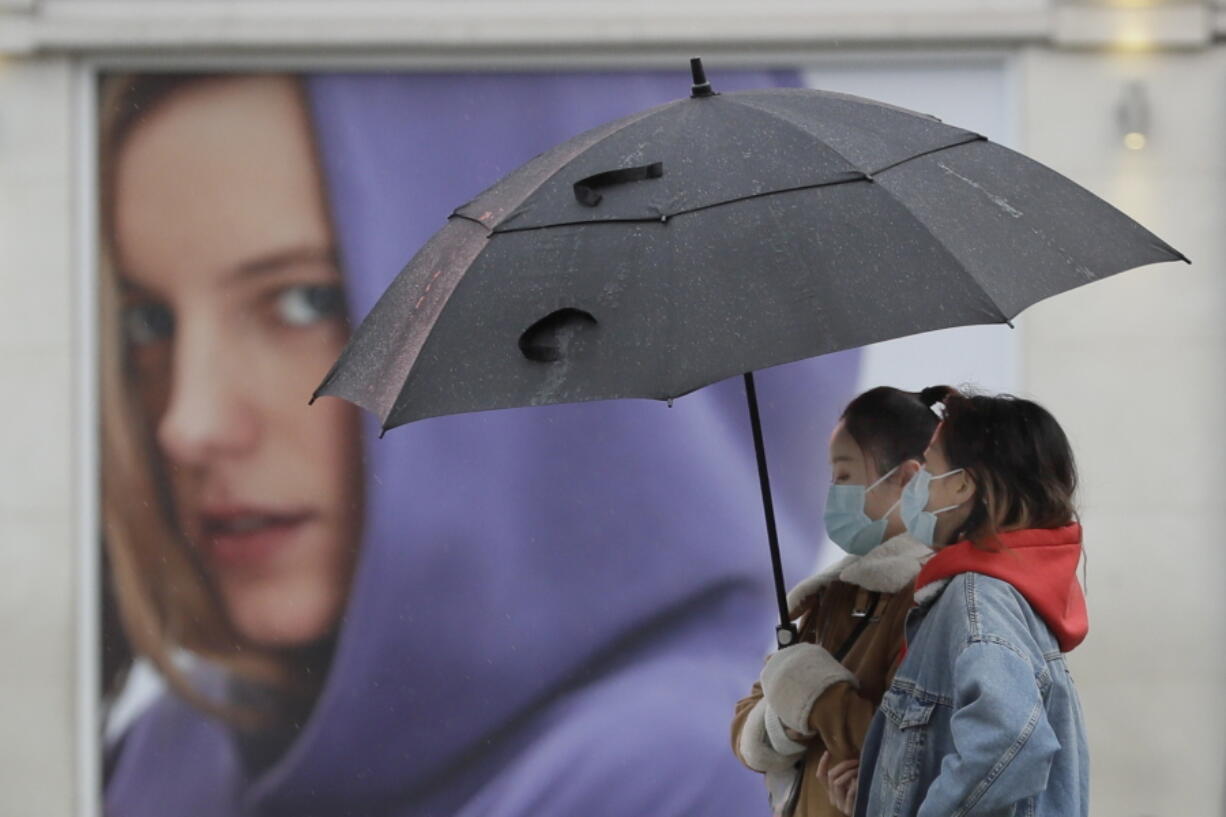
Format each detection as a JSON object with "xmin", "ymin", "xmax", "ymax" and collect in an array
[
  {"xmin": 314, "ymin": 59, "xmax": 1185, "ymax": 644},
  {"xmin": 315, "ymin": 61, "xmax": 1185, "ymax": 430}
]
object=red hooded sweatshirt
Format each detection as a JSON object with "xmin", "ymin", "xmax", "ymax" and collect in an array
[{"xmin": 913, "ymin": 523, "xmax": 1088, "ymax": 652}]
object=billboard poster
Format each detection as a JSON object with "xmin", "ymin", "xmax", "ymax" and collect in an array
[{"xmin": 97, "ymin": 69, "xmax": 863, "ymax": 816}]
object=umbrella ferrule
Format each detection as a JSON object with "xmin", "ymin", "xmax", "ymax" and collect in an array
[{"xmin": 690, "ymin": 57, "xmax": 715, "ymax": 98}]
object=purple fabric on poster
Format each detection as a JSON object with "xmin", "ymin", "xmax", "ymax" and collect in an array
[{"xmin": 106, "ymin": 71, "xmax": 860, "ymax": 816}]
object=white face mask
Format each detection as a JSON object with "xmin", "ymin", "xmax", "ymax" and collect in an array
[
  {"xmin": 899, "ymin": 466, "xmax": 965, "ymax": 546},
  {"xmin": 823, "ymin": 465, "xmax": 901, "ymax": 556}
]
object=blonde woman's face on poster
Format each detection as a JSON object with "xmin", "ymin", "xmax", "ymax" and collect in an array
[{"xmin": 113, "ymin": 76, "xmax": 363, "ymax": 647}]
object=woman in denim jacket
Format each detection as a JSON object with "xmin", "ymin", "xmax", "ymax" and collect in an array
[{"xmin": 841, "ymin": 387, "xmax": 1089, "ymax": 817}]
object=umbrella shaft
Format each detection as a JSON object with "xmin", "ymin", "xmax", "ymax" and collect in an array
[{"xmin": 742, "ymin": 372, "xmax": 797, "ymax": 649}]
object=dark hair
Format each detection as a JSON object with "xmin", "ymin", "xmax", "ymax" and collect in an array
[
  {"xmin": 104, "ymin": 74, "xmax": 208, "ymax": 156},
  {"xmin": 922, "ymin": 385, "xmax": 1078, "ymax": 548},
  {"xmin": 841, "ymin": 386, "xmax": 940, "ymax": 476}
]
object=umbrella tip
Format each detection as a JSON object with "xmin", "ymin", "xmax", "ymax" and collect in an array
[{"xmin": 690, "ymin": 57, "xmax": 714, "ymax": 98}]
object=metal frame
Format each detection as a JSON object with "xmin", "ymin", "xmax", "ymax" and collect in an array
[
  {"xmin": 11, "ymin": 2, "xmax": 1221, "ymax": 59},
  {"xmin": 83, "ymin": 45, "xmax": 1018, "ymax": 73},
  {"xmin": 5, "ymin": 1, "xmax": 1054, "ymax": 56},
  {"xmin": 73, "ymin": 56, "xmax": 100, "ymax": 817}
]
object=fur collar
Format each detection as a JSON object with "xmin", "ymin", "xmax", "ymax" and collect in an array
[
  {"xmin": 787, "ymin": 534, "xmax": 932, "ymax": 616},
  {"xmin": 912, "ymin": 577, "xmax": 951, "ymax": 609}
]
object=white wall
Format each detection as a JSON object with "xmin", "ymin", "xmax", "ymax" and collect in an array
[
  {"xmin": 1019, "ymin": 46, "xmax": 1226, "ymax": 817},
  {"xmin": 0, "ymin": 56, "xmax": 82, "ymax": 817}
]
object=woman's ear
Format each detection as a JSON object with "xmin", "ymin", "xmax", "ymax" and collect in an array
[
  {"xmin": 951, "ymin": 469, "xmax": 977, "ymax": 504},
  {"xmin": 896, "ymin": 459, "xmax": 922, "ymax": 486}
]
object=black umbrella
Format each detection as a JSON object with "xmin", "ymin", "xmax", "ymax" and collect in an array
[{"xmin": 314, "ymin": 59, "xmax": 1185, "ymax": 647}]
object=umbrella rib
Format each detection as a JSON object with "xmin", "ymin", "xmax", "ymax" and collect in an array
[
  {"xmin": 487, "ymin": 175, "xmax": 871, "ymax": 236},
  {"xmin": 452, "ymin": 211, "xmax": 491, "ymax": 232},
  {"xmin": 867, "ymin": 133, "xmax": 987, "ymax": 176},
  {"xmin": 727, "ymin": 86, "xmax": 948, "ymax": 126},
  {"xmin": 663, "ymin": 175, "xmax": 870, "ymax": 220},
  {"xmin": 721, "ymin": 93, "xmax": 983, "ymax": 178},
  {"xmin": 486, "ymin": 138, "xmax": 993, "ymax": 237}
]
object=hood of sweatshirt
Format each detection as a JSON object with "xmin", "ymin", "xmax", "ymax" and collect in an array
[{"xmin": 914, "ymin": 523, "xmax": 1087, "ymax": 652}]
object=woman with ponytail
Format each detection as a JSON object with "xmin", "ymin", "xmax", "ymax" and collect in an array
[
  {"xmin": 841, "ymin": 386, "xmax": 1089, "ymax": 817},
  {"xmin": 731, "ymin": 387, "xmax": 939, "ymax": 817}
]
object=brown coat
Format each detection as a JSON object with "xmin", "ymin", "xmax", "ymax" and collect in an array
[{"xmin": 730, "ymin": 535, "xmax": 930, "ymax": 817}]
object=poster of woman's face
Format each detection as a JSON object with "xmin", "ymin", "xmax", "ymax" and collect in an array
[
  {"xmin": 98, "ymin": 70, "xmax": 858, "ymax": 816},
  {"xmin": 109, "ymin": 75, "xmax": 363, "ymax": 649}
]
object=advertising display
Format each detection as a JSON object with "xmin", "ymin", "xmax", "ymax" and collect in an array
[{"xmin": 97, "ymin": 69, "xmax": 863, "ymax": 816}]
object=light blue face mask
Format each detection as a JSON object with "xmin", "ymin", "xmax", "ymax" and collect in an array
[
  {"xmin": 899, "ymin": 466, "xmax": 965, "ymax": 546},
  {"xmin": 823, "ymin": 465, "xmax": 902, "ymax": 556}
]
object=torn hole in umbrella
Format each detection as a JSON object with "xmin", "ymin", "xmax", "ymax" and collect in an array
[{"xmin": 519, "ymin": 308, "xmax": 598, "ymax": 363}]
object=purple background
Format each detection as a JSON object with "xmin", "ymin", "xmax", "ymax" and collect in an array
[{"xmin": 106, "ymin": 70, "xmax": 860, "ymax": 817}]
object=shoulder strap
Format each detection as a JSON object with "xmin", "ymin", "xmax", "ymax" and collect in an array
[{"xmin": 832, "ymin": 592, "xmax": 882, "ymax": 661}]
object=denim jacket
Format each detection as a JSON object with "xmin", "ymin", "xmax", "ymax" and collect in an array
[{"xmin": 855, "ymin": 572, "xmax": 1089, "ymax": 817}]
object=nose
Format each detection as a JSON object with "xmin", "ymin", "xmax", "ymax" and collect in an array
[{"xmin": 157, "ymin": 318, "xmax": 260, "ymax": 468}]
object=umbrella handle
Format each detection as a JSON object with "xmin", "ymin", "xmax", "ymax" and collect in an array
[{"xmin": 743, "ymin": 372, "xmax": 800, "ymax": 651}]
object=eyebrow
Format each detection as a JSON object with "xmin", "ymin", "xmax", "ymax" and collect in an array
[
  {"xmin": 831, "ymin": 455, "xmax": 855, "ymax": 464},
  {"xmin": 226, "ymin": 245, "xmax": 340, "ymax": 283},
  {"xmin": 117, "ymin": 276, "xmax": 155, "ymax": 298},
  {"xmin": 116, "ymin": 245, "xmax": 342, "ymax": 297}
]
